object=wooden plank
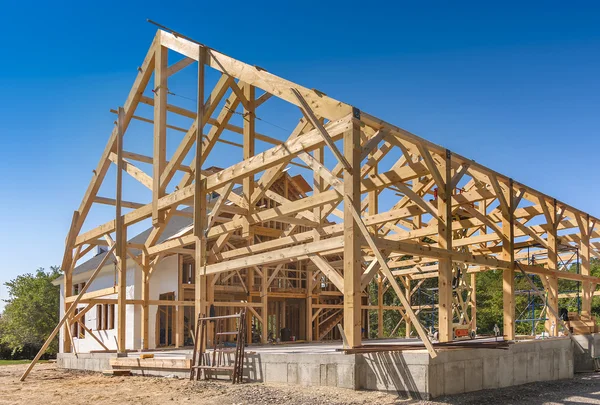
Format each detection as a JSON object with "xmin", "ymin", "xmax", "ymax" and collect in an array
[
  {"xmin": 546, "ymin": 200, "xmax": 559, "ymax": 336},
  {"xmin": 292, "ymin": 88, "xmax": 351, "ymax": 171},
  {"xmin": 116, "ymin": 107, "xmax": 127, "ymax": 353},
  {"xmin": 437, "ymin": 149, "xmax": 452, "ymax": 342},
  {"xmin": 343, "ymin": 121, "xmax": 362, "ymax": 347},
  {"xmin": 242, "ymin": 84, "xmax": 255, "ymax": 239},
  {"xmin": 160, "ymin": 31, "xmax": 353, "ymax": 121},
  {"xmin": 65, "ymin": 286, "xmax": 117, "ymax": 303},
  {"xmin": 204, "ymin": 236, "xmax": 344, "ymax": 275},
  {"xmin": 74, "ymin": 116, "xmax": 353, "ymax": 247},
  {"xmin": 160, "ymin": 74, "xmax": 233, "ymax": 188},
  {"xmin": 194, "ymin": 46, "xmax": 207, "ymax": 329},
  {"xmin": 308, "ymin": 254, "xmax": 344, "ymax": 293},
  {"xmin": 344, "ymin": 193, "xmax": 438, "ymax": 357},
  {"xmin": 502, "ymin": 179, "xmax": 515, "ymax": 340},
  {"xmin": 152, "ymin": 43, "xmax": 168, "ymax": 225},
  {"xmin": 141, "ymin": 254, "xmax": 150, "ymax": 350}
]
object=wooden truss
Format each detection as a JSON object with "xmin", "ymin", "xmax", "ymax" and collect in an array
[{"xmin": 52, "ymin": 28, "xmax": 600, "ymax": 363}]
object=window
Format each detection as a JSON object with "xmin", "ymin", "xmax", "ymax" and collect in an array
[
  {"xmin": 72, "ymin": 308, "xmax": 85, "ymax": 339},
  {"xmin": 96, "ymin": 304, "xmax": 115, "ymax": 330},
  {"xmin": 72, "ymin": 282, "xmax": 86, "ymax": 295},
  {"xmin": 182, "ymin": 261, "xmax": 195, "ymax": 284}
]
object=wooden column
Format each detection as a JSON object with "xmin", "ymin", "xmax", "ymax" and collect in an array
[
  {"xmin": 343, "ymin": 120, "xmax": 362, "ymax": 348},
  {"xmin": 152, "ymin": 43, "xmax": 168, "ymax": 226},
  {"xmin": 62, "ymin": 211, "xmax": 79, "ymax": 354},
  {"xmin": 141, "ymin": 253, "xmax": 150, "ymax": 350},
  {"xmin": 404, "ymin": 277, "xmax": 412, "ymax": 338},
  {"xmin": 262, "ymin": 268, "xmax": 269, "ymax": 343},
  {"xmin": 368, "ymin": 158, "xmax": 378, "ymax": 230},
  {"xmin": 377, "ymin": 275, "xmax": 384, "ymax": 338},
  {"xmin": 243, "ymin": 84, "xmax": 255, "ymax": 345},
  {"xmin": 546, "ymin": 200, "xmax": 559, "ymax": 336},
  {"xmin": 309, "ymin": 146, "xmax": 324, "ymax": 343},
  {"xmin": 470, "ymin": 273, "xmax": 477, "ymax": 333},
  {"xmin": 64, "ymin": 274, "xmax": 72, "ymax": 353},
  {"xmin": 306, "ymin": 268, "xmax": 313, "ymax": 341},
  {"xmin": 207, "ymin": 274, "xmax": 215, "ymax": 346},
  {"xmin": 176, "ymin": 254, "xmax": 184, "ymax": 347},
  {"xmin": 579, "ymin": 215, "xmax": 592, "ymax": 316},
  {"xmin": 194, "ymin": 47, "xmax": 207, "ymax": 336},
  {"xmin": 437, "ymin": 149, "xmax": 453, "ymax": 342},
  {"xmin": 501, "ymin": 179, "xmax": 515, "ymax": 340},
  {"xmin": 116, "ymin": 107, "xmax": 127, "ymax": 353},
  {"xmin": 473, "ymin": 198, "xmax": 486, "ymax": 335},
  {"xmin": 242, "ymin": 84, "xmax": 255, "ymax": 239},
  {"xmin": 63, "ymin": 257, "xmax": 74, "ymax": 353},
  {"xmin": 370, "ymin": 151, "xmax": 381, "ymax": 340}
]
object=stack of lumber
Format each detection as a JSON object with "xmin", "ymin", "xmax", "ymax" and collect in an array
[{"xmin": 567, "ymin": 312, "xmax": 599, "ymax": 335}]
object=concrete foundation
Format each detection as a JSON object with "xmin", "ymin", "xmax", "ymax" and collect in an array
[{"xmin": 58, "ymin": 336, "xmax": 584, "ymax": 399}]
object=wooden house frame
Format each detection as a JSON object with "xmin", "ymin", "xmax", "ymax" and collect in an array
[{"xmin": 49, "ymin": 27, "xmax": 600, "ymax": 362}]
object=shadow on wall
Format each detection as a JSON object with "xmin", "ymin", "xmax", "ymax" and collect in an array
[
  {"xmin": 243, "ymin": 353, "xmax": 263, "ymax": 382},
  {"xmin": 360, "ymin": 351, "xmax": 423, "ymax": 400}
]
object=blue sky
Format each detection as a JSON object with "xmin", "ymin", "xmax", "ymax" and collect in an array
[{"xmin": 1, "ymin": 1, "xmax": 599, "ymax": 310}]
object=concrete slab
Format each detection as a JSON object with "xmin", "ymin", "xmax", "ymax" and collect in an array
[
  {"xmin": 443, "ymin": 360, "xmax": 465, "ymax": 395},
  {"xmin": 56, "ymin": 335, "xmax": 580, "ymax": 399},
  {"xmin": 482, "ymin": 356, "xmax": 499, "ymax": 389},
  {"xmin": 464, "ymin": 358, "xmax": 483, "ymax": 392}
]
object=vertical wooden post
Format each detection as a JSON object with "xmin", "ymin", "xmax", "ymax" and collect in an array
[
  {"xmin": 473, "ymin": 198, "xmax": 486, "ymax": 334},
  {"xmin": 470, "ymin": 273, "xmax": 477, "ymax": 333},
  {"xmin": 116, "ymin": 107, "xmax": 127, "ymax": 353},
  {"xmin": 546, "ymin": 200, "xmax": 559, "ymax": 336},
  {"xmin": 194, "ymin": 47, "xmax": 207, "ymax": 341},
  {"xmin": 377, "ymin": 275, "xmax": 384, "ymax": 338},
  {"xmin": 207, "ymin": 273, "xmax": 215, "ymax": 346},
  {"xmin": 62, "ymin": 211, "xmax": 79, "ymax": 353},
  {"xmin": 502, "ymin": 179, "xmax": 515, "ymax": 340},
  {"xmin": 242, "ymin": 84, "xmax": 255, "ymax": 239},
  {"xmin": 370, "ymin": 151, "xmax": 381, "ymax": 340},
  {"xmin": 64, "ymin": 272, "xmax": 73, "ymax": 353},
  {"xmin": 580, "ymin": 215, "xmax": 592, "ymax": 316},
  {"xmin": 141, "ymin": 253, "xmax": 150, "ymax": 350},
  {"xmin": 176, "ymin": 254, "xmax": 184, "ymax": 347},
  {"xmin": 308, "ymin": 146, "xmax": 324, "ymax": 343},
  {"xmin": 263, "ymin": 267, "xmax": 270, "ymax": 343},
  {"xmin": 343, "ymin": 119, "xmax": 362, "ymax": 348},
  {"xmin": 437, "ymin": 149, "xmax": 453, "ymax": 342},
  {"xmin": 152, "ymin": 42, "xmax": 168, "ymax": 226},
  {"xmin": 404, "ymin": 277, "xmax": 412, "ymax": 338},
  {"xmin": 313, "ymin": 146, "xmax": 324, "ymax": 240},
  {"xmin": 368, "ymin": 159, "xmax": 378, "ymax": 231},
  {"xmin": 243, "ymin": 84, "xmax": 256, "ymax": 345},
  {"xmin": 306, "ymin": 268, "xmax": 313, "ymax": 341}
]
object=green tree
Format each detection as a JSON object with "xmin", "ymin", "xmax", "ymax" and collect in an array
[{"xmin": 0, "ymin": 266, "xmax": 60, "ymax": 358}]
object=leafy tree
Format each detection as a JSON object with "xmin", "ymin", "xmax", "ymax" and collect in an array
[{"xmin": 0, "ymin": 266, "xmax": 60, "ymax": 358}]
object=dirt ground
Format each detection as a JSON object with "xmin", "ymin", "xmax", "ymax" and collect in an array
[{"xmin": 2, "ymin": 363, "xmax": 600, "ymax": 405}]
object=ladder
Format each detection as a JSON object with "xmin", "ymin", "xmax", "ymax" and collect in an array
[{"xmin": 190, "ymin": 309, "xmax": 246, "ymax": 384}]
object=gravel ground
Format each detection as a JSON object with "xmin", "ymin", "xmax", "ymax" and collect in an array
[{"xmin": 2, "ymin": 363, "xmax": 600, "ymax": 404}]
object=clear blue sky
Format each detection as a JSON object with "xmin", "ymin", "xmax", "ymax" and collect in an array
[{"xmin": 1, "ymin": 1, "xmax": 599, "ymax": 310}]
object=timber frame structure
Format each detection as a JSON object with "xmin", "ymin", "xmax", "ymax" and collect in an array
[{"xmin": 51, "ymin": 28, "xmax": 600, "ymax": 362}]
